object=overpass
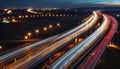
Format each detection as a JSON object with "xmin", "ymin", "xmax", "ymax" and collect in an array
[{"xmin": 0, "ymin": 11, "xmax": 117, "ymax": 69}]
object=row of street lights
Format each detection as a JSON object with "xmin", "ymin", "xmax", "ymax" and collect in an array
[
  {"xmin": 0, "ymin": 45, "xmax": 2, "ymax": 49},
  {"xmin": 0, "ymin": 14, "xmax": 73, "ymax": 20},
  {"xmin": 24, "ymin": 23, "xmax": 61, "ymax": 40}
]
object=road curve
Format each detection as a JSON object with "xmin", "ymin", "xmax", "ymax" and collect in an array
[
  {"xmin": 2, "ymin": 11, "xmax": 98, "ymax": 69},
  {"xmin": 78, "ymin": 13, "xmax": 118, "ymax": 69},
  {"xmin": 49, "ymin": 12, "xmax": 110, "ymax": 69}
]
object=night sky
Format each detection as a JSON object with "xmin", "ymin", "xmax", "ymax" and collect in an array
[{"xmin": 0, "ymin": 0, "xmax": 120, "ymax": 8}]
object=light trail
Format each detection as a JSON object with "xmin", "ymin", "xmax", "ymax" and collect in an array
[
  {"xmin": 3, "ymin": 11, "xmax": 98, "ymax": 69},
  {"xmin": 78, "ymin": 13, "xmax": 118, "ymax": 69},
  {"xmin": 49, "ymin": 12, "xmax": 110, "ymax": 69}
]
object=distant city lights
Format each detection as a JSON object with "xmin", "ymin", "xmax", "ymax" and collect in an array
[
  {"xmin": 2, "ymin": 20, "xmax": 10, "ymax": 23},
  {"xmin": 7, "ymin": 10, "xmax": 12, "ymax": 14},
  {"xmin": 116, "ymin": 14, "xmax": 120, "ymax": 17},
  {"xmin": 11, "ymin": 19, "xmax": 17, "ymax": 23},
  {"xmin": 4, "ymin": 9, "xmax": 8, "ymax": 11}
]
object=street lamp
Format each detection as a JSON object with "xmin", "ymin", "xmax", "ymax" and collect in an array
[
  {"xmin": 18, "ymin": 15, "xmax": 22, "ymax": 18},
  {"xmin": 0, "ymin": 45, "xmax": 2, "ymax": 49},
  {"xmin": 27, "ymin": 32, "xmax": 32, "ymax": 39},
  {"xmin": 35, "ymin": 29, "xmax": 39, "ymax": 38},
  {"xmin": 12, "ymin": 18, "xmax": 17, "ymax": 23},
  {"xmin": 25, "ymin": 15, "xmax": 28, "ymax": 18},
  {"xmin": 57, "ymin": 23, "xmax": 60, "ymax": 27},
  {"xmin": 43, "ymin": 27, "xmax": 47, "ymax": 32},
  {"xmin": 49, "ymin": 24, "xmax": 53, "ymax": 29},
  {"xmin": 24, "ymin": 36, "xmax": 28, "ymax": 40}
]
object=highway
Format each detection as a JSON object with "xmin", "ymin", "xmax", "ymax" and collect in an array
[
  {"xmin": 1, "ymin": 11, "xmax": 98, "ymax": 69},
  {"xmin": 78, "ymin": 13, "xmax": 118, "ymax": 69},
  {"xmin": 49, "ymin": 12, "xmax": 110, "ymax": 69},
  {"xmin": 0, "ymin": 11, "xmax": 117, "ymax": 69},
  {"xmin": 0, "ymin": 34, "xmax": 59, "ymax": 68},
  {"xmin": 0, "ymin": 14, "xmax": 93, "ymax": 65}
]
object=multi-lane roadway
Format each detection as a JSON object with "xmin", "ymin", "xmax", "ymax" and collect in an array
[
  {"xmin": 1, "ymin": 11, "xmax": 98, "ymax": 69},
  {"xmin": 0, "ymin": 11, "xmax": 117, "ymax": 69},
  {"xmin": 49, "ymin": 11, "xmax": 110, "ymax": 69},
  {"xmin": 78, "ymin": 13, "xmax": 118, "ymax": 69}
]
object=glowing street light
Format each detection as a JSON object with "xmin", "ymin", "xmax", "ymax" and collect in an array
[
  {"xmin": 35, "ymin": 29, "xmax": 39, "ymax": 33},
  {"xmin": 49, "ymin": 14, "xmax": 51, "ymax": 17},
  {"xmin": 49, "ymin": 24, "xmax": 53, "ymax": 29},
  {"xmin": 56, "ymin": 14, "xmax": 59, "ymax": 17},
  {"xmin": 18, "ymin": 16, "xmax": 22, "ymax": 18},
  {"xmin": 27, "ymin": 32, "xmax": 32, "ymax": 39},
  {"xmin": 24, "ymin": 36, "xmax": 28, "ymax": 40},
  {"xmin": 35, "ymin": 29, "xmax": 40, "ymax": 38},
  {"xmin": 43, "ymin": 27, "xmax": 47, "ymax": 31},
  {"xmin": 11, "ymin": 18, "xmax": 17, "ymax": 23},
  {"xmin": 0, "ymin": 45, "xmax": 2, "ymax": 49},
  {"xmin": 97, "ymin": 22, "xmax": 100, "ymax": 26},
  {"xmin": 57, "ymin": 23, "xmax": 60, "ymax": 27},
  {"xmin": 28, "ymin": 32, "xmax": 31, "ymax": 36},
  {"xmin": 21, "ymin": 16, "xmax": 24, "ymax": 18},
  {"xmin": 7, "ymin": 17, "xmax": 10, "ymax": 19},
  {"xmin": 25, "ymin": 15, "xmax": 28, "ymax": 18}
]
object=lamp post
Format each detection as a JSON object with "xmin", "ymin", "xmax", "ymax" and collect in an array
[
  {"xmin": 49, "ymin": 24, "xmax": 53, "ymax": 29},
  {"xmin": 43, "ymin": 27, "xmax": 47, "ymax": 32},
  {"xmin": 27, "ymin": 32, "xmax": 32, "ymax": 40},
  {"xmin": 24, "ymin": 36, "xmax": 28, "ymax": 40},
  {"xmin": 57, "ymin": 23, "xmax": 60, "ymax": 27},
  {"xmin": 35, "ymin": 29, "xmax": 39, "ymax": 38},
  {"xmin": 0, "ymin": 45, "xmax": 2, "ymax": 50}
]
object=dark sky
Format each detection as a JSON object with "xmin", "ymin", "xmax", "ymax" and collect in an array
[{"xmin": 0, "ymin": 0, "xmax": 120, "ymax": 8}]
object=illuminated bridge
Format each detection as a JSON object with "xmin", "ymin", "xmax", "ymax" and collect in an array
[{"xmin": 0, "ymin": 11, "xmax": 117, "ymax": 69}]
